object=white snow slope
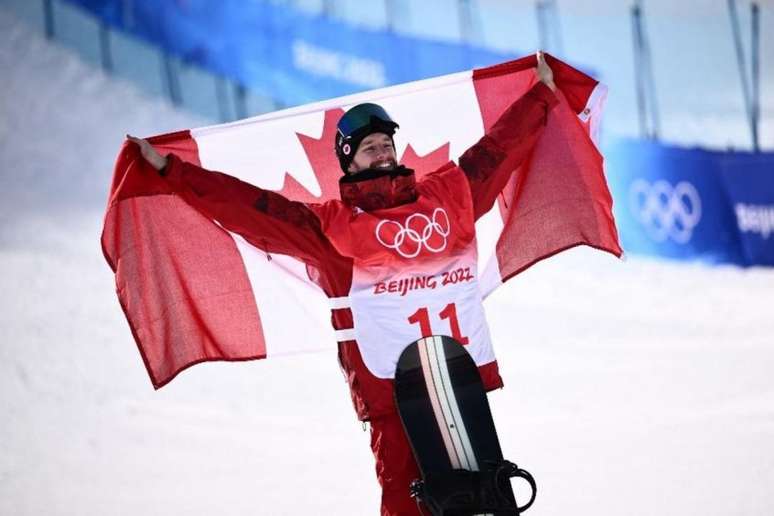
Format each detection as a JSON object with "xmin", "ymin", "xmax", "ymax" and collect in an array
[{"xmin": 1, "ymin": 7, "xmax": 773, "ymax": 516}]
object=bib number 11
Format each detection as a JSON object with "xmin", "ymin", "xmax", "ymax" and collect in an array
[{"xmin": 408, "ymin": 303, "xmax": 469, "ymax": 345}]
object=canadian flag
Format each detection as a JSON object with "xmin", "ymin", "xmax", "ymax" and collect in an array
[{"xmin": 102, "ymin": 53, "xmax": 621, "ymax": 389}]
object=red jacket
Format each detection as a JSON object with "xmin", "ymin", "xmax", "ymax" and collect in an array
[{"xmin": 162, "ymin": 82, "xmax": 558, "ymax": 421}]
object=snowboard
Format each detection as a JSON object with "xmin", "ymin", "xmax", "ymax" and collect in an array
[{"xmin": 394, "ymin": 335, "xmax": 536, "ymax": 515}]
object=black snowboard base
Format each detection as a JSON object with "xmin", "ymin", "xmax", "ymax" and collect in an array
[{"xmin": 394, "ymin": 335, "xmax": 536, "ymax": 515}]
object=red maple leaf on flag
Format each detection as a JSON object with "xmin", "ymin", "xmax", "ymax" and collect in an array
[{"xmin": 273, "ymin": 109, "xmax": 452, "ymax": 204}]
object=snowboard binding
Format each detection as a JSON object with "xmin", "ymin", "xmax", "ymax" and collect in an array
[{"xmin": 410, "ymin": 459, "xmax": 537, "ymax": 516}]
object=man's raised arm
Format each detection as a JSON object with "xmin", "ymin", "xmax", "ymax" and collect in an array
[
  {"xmin": 126, "ymin": 135, "xmax": 336, "ymax": 266},
  {"xmin": 458, "ymin": 51, "xmax": 559, "ymax": 221}
]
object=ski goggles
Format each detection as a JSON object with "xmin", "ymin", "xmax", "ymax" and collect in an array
[{"xmin": 337, "ymin": 103, "xmax": 398, "ymax": 139}]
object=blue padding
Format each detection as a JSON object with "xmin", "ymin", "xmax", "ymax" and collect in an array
[{"xmin": 604, "ymin": 138, "xmax": 773, "ymax": 267}]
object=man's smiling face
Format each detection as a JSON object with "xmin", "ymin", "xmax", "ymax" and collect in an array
[{"xmin": 347, "ymin": 133, "xmax": 398, "ymax": 175}]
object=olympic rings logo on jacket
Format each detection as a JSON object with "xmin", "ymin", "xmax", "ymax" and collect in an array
[{"xmin": 375, "ymin": 208, "xmax": 451, "ymax": 258}]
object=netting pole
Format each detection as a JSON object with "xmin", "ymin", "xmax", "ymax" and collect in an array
[
  {"xmin": 631, "ymin": 3, "xmax": 648, "ymax": 138},
  {"xmin": 43, "ymin": 0, "xmax": 55, "ymax": 39},
  {"xmin": 99, "ymin": 23, "xmax": 113, "ymax": 74},
  {"xmin": 728, "ymin": 0, "xmax": 755, "ymax": 150},
  {"xmin": 234, "ymin": 83, "xmax": 247, "ymax": 120},
  {"xmin": 458, "ymin": 0, "xmax": 475, "ymax": 44},
  {"xmin": 751, "ymin": 2, "xmax": 760, "ymax": 152},
  {"xmin": 639, "ymin": 3, "xmax": 660, "ymax": 139},
  {"xmin": 536, "ymin": 1, "xmax": 549, "ymax": 52},
  {"xmin": 385, "ymin": 0, "xmax": 398, "ymax": 32},
  {"xmin": 161, "ymin": 54, "xmax": 181, "ymax": 106},
  {"xmin": 323, "ymin": 0, "xmax": 336, "ymax": 17},
  {"xmin": 216, "ymin": 77, "xmax": 230, "ymax": 123},
  {"xmin": 551, "ymin": 0, "xmax": 565, "ymax": 57},
  {"xmin": 536, "ymin": 1, "xmax": 564, "ymax": 57}
]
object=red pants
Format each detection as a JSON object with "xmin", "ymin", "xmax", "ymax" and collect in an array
[{"xmin": 369, "ymin": 412, "xmax": 423, "ymax": 515}]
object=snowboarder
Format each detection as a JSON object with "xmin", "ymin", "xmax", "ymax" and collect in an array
[{"xmin": 127, "ymin": 51, "xmax": 558, "ymax": 515}]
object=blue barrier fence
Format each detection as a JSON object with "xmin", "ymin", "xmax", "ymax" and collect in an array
[
  {"xmin": 605, "ymin": 139, "xmax": 774, "ymax": 267},
  {"xmin": 63, "ymin": 0, "xmax": 518, "ymax": 107}
]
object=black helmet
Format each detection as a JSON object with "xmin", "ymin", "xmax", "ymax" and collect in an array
[{"xmin": 335, "ymin": 103, "xmax": 399, "ymax": 172}]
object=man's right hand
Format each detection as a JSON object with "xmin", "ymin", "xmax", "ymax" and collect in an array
[{"xmin": 126, "ymin": 135, "xmax": 168, "ymax": 171}]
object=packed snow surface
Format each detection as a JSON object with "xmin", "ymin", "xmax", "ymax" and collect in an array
[{"xmin": 1, "ymin": 7, "xmax": 773, "ymax": 515}]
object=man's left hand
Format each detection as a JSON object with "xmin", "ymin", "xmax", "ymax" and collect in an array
[{"xmin": 536, "ymin": 51, "xmax": 556, "ymax": 92}]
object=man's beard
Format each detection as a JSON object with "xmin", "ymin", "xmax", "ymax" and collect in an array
[{"xmin": 340, "ymin": 161, "xmax": 412, "ymax": 184}]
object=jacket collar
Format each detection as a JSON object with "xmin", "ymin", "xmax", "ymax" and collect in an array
[{"xmin": 339, "ymin": 166, "xmax": 418, "ymax": 211}]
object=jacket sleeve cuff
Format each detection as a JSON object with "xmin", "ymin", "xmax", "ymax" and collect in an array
[
  {"xmin": 527, "ymin": 81, "xmax": 560, "ymax": 110},
  {"xmin": 160, "ymin": 153, "xmax": 183, "ymax": 183}
]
